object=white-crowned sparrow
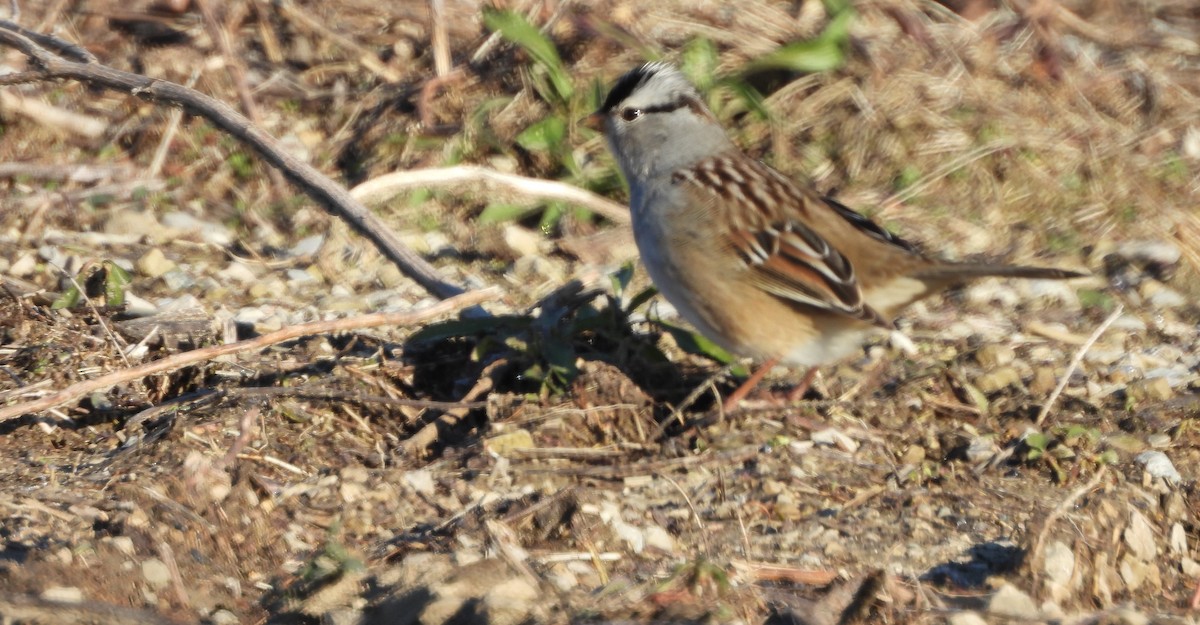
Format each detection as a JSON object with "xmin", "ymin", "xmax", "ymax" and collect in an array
[{"xmin": 587, "ymin": 62, "xmax": 1084, "ymax": 409}]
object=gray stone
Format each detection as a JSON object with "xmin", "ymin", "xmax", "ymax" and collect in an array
[
  {"xmin": 1169, "ymin": 523, "xmax": 1188, "ymax": 556},
  {"xmin": 643, "ymin": 524, "xmax": 675, "ymax": 554},
  {"xmin": 403, "ymin": 470, "xmax": 436, "ymax": 497},
  {"xmin": 503, "ymin": 224, "xmax": 544, "ymax": 258},
  {"xmin": 40, "ymin": 586, "xmax": 84, "ymax": 603},
  {"xmin": 135, "ymin": 248, "xmax": 176, "ymax": 278},
  {"xmin": 1115, "ymin": 239, "xmax": 1181, "ymax": 268},
  {"xmin": 987, "ymin": 583, "xmax": 1039, "ymax": 620},
  {"xmin": 946, "ymin": 611, "xmax": 988, "ymax": 625},
  {"xmin": 142, "ymin": 558, "xmax": 171, "ymax": 589},
  {"xmin": 161, "ymin": 211, "xmax": 233, "ymax": 246},
  {"xmin": 1124, "ymin": 509, "xmax": 1158, "ymax": 561},
  {"xmin": 289, "ymin": 234, "xmax": 325, "ymax": 258},
  {"xmin": 109, "ymin": 536, "xmax": 136, "ymax": 557},
  {"xmin": 1043, "ymin": 540, "xmax": 1074, "ymax": 586},
  {"xmin": 1136, "ymin": 450, "xmax": 1181, "ymax": 483},
  {"xmin": 1042, "ymin": 540, "xmax": 1075, "ymax": 603}
]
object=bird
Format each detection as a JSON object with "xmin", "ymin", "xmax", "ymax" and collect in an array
[{"xmin": 586, "ymin": 62, "xmax": 1084, "ymax": 411}]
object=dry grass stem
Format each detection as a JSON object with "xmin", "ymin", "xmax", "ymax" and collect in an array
[
  {"xmin": 350, "ymin": 165, "xmax": 631, "ymax": 224},
  {"xmin": 429, "ymin": 0, "xmax": 451, "ymax": 78},
  {"xmin": 0, "ymin": 89, "xmax": 106, "ymax": 137},
  {"xmin": 1025, "ymin": 465, "xmax": 1109, "ymax": 588},
  {"xmin": 1035, "ymin": 303, "xmax": 1124, "ymax": 426}
]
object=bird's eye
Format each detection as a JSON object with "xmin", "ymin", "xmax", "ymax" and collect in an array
[{"xmin": 620, "ymin": 108, "xmax": 643, "ymax": 122}]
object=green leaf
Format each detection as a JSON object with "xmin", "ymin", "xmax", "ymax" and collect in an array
[
  {"xmin": 680, "ymin": 38, "xmax": 719, "ymax": 91},
  {"xmin": 542, "ymin": 338, "xmax": 579, "ymax": 391},
  {"xmin": 745, "ymin": 39, "xmax": 845, "ymax": 74},
  {"xmin": 718, "ymin": 81, "xmax": 771, "ymax": 121},
  {"xmin": 743, "ymin": 8, "xmax": 854, "ymax": 74},
  {"xmin": 1060, "ymin": 424, "xmax": 1099, "ymax": 444},
  {"xmin": 1024, "ymin": 432, "xmax": 1052, "ymax": 460},
  {"xmin": 408, "ymin": 315, "xmax": 531, "ymax": 344},
  {"xmin": 539, "ymin": 202, "xmax": 566, "ymax": 233},
  {"xmin": 406, "ymin": 188, "xmax": 433, "ymax": 207},
  {"xmin": 103, "ymin": 261, "xmax": 133, "ymax": 307},
  {"xmin": 823, "ymin": 0, "xmax": 853, "ymax": 14},
  {"xmin": 659, "ymin": 321, "xmax": 735, "ymax": 365},
  {"xmin": 569, "ymin": 204, "xmax": 593, "ymax": 224},
  {"xmin": 479, "ymin": 203, "xmax": 538, "ymax": 224},
  {"xmin": 483, "ymin": 7, "xmax": 573, "ymax": 104},
  {"xmin": 227, "ymin": 151, "xmax": 254, "ymax": 179},
  {"xmin": 624, "ymin": 286, "xmax": 658, "ymax": 314},
  {"xmin": 515, "ymin": 116, "xmax": 566, "ymax": 153},
  {"xmin": 609, "ymin": 262, "xmax": 636, "ymax": 297},
  {"xmin": 87, "ymin": 193, "xmax": 115, "ymax": 208},
  {"xmin": 51, "ymin": 285, "xmax": 81, "ymax": 310},
  {"xmin": 1077, "ymin": 288, "xmax": 1114, "ymax": 311}
]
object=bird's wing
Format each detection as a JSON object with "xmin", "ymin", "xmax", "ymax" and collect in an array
[{"xmin": 673, "ymin": 154, "xmax": 917, "ymax": 328}]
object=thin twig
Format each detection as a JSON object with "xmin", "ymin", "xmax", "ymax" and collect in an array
[
  {"xmin": 429, "ymin": 0, "xmax": 451, "ymax": 78},
  {"xmin": 350, "ymin": 165, "xmax": 630, "ymax": 224},
  {"xmin": 0, "ymin": 162, "xmax": 132, "ymax": 182},
  {"xmin": 217, "ymin": 406, "xmax": 260, "ymax": 470},
  {"xmin": 0, "ymin": 288, "xmax": 500, "ymax": 423},
  {"xmin": 658, "ymin": 473, "xmax": 708, "ymax": 553},
  {"xmin": 0, "ymin": 593, "xmax": 178, "ymax": 625},
  {"xmin": 1035, "ymin": 303, "xmax": 1123, "ymax": 426},
  {"xmin": 156, "ymin": 541, "xmax": 191, "ymax": 609},
  {"xmin": 1026, "ymin": 465, "xmax": 1108, "ymax": 588},
  {"xmin": 0, "ymin": 69, "xmax": 40, "ymax": 85},
  {"xmin": 0, "ymin": 18, "xmax": 95, "ymax": 62},
  {"xmin": 731, "ymin": 559, "xmax": 839, "ymax": 586},
  {"xmin": 551, "ymin": 444, "xmax": 762, "ymax": 480},
  {"xmin": 221, "ymin": 385, "xmax": 493, "ymax": 411},
  {"xmin": 399, "ymin": 357, "xmax": 508, "ymax": 455},
  {"xmin": 654, "ymin": 366, "xmax": 728, "ymax": 440}
]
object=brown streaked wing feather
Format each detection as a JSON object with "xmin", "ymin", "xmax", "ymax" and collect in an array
[
  {"xmin": 821, "ymin": 196, "xmax": 922, "ymax": 255},
  {"xmin": 673, "ymin": 155, "xmax": 891, "ymax": 328}
]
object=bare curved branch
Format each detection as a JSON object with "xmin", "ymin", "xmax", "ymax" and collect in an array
[{"xmin": 0, "ymin": 21, "xmax": 465, "ymax": 300}]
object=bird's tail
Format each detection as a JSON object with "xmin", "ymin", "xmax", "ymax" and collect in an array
[{"xmin": 912, "ymin": 263, "xmax": 1086, "ymax": 283}]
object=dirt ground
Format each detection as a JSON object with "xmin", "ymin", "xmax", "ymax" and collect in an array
[{"xmin": 1, "ymin": 1, "xmax": 1199, "ymax": 624}]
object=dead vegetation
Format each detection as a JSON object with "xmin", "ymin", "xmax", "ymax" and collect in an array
[{"xmin": 1, "ymin": 1, "xmax": 1199, "ymax": 624}]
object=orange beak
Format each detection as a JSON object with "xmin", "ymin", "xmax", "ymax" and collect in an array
[{"xmin": 582, "ymin": 111, "xmax": 605, "ymax": 132}]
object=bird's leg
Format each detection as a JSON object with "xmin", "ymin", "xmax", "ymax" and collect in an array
[
  {"xmin": 722, "ymin": 357, "xmax": 780, "ymax": 412},
  {"xmin": 785, "ymin": 368, "xmax": 819, "ymax": 402}
]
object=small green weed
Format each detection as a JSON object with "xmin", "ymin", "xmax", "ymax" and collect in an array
[{"xmin": 52, "ymin": 260, "xmax": 133, "ymax": 310}]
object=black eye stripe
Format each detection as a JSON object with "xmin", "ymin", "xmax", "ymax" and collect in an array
[
  {"xmin": 640, "ymin": 101, "xmax": 688, "ymax": 114},
  {"xmin": 617, "ymin": 100, "xmax": 688, "ymax": 121}
]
